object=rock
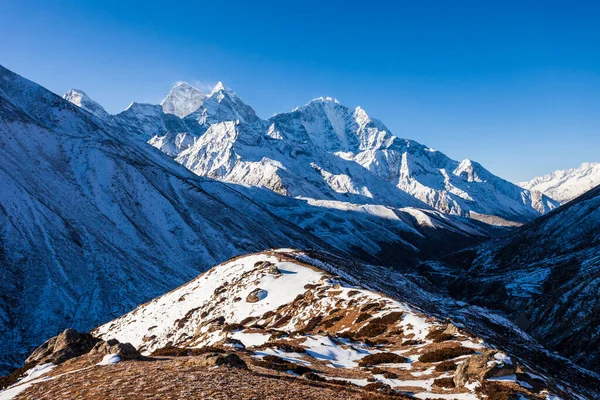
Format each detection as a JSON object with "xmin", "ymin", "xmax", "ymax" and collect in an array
[
  {"xmin": 218, "ymin": 337, "xmax": 246, "ymax": 349},
  {"xmin": 193, "ymin": 352, "xmax": 247, "ymax": 369},
  {"xmin": 454, "ymin": 350, "xmax": 515, "ymax": 387},
  {"xmin": 443, "ymin": 323, "xmax": 461, "ymax": 336},
  {"xmin": 90, "ymin": 340, "xmax": 141, "ymax": 360},
  {"xmin": 246, "ymin": 288, "xmax": 267, "ymax": 303},
  {"xmin": 254, "ymin": 261, "xmax": 281, "ymax": 275},
  {"xmin": 25, "ymin": 329, "xmax": 102, "ymax": 365}
]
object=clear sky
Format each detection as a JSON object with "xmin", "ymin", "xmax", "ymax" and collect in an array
[{"xmin": 2, "ymin": 0, "xmax": 599, "ymax": 182}]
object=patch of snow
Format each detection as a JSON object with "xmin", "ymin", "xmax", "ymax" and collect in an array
[
  {"xmin": 231, "ymin": 331, "xmax": 271, "ymax": 347},
  {"xmin": 96, "ymin": 354, "xmax": 121, "ymax": 365}
]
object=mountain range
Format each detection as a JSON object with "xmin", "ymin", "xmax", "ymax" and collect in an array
[
  {"xmin": 63, "ymin": 82, "xmax": 559, "ymax": 225},
  {"xmin": 519, "ymin": 162, "xmax": 600, "ymax": 204},
  {"xmin": 1, "ymin": 64, "xmax": 600, "ymax": 399}
]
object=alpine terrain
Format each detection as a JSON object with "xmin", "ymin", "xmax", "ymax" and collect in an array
[
  {"xmin": 422, "ymin": 184, "xmax": 600, "ymax": 374},
  {"xmin": 0, "ymin": 66, "xmax": 507, "ymax": 375},
  {"xmin": 4, "ymin": 251, "xmax": 598, "ymax": 399},
  {"xmin": 0, "ymin": 65, "xmax": 327, "ymax": 375},
  {"xmin": 519, "ymin": 162, "xmax": 600, "ymax": 204},
  {"xmin": 1, "ymin": 64, "xmax": 598, "ymax": 400},
  {"xmin": 64, "ymin": 82, "xmax": 559, "ymax": 225}
]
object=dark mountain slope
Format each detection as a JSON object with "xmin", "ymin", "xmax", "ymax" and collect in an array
[{"xmin": 421, "ymin": 185, "xmax": 600, "ymax": 372}]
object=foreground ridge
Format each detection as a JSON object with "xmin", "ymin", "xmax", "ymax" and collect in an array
[{"xmin": 5, "ymin": 250, "xmax": 593, "ymax": 399}]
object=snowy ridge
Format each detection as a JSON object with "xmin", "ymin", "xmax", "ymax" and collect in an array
[
  {"xmin": 93, "ymin": 250, "xmax": 574, "ymax": 399},
  {"xmin": 519, "ymin": 162, "xmax": 600, "ymax": 203}
]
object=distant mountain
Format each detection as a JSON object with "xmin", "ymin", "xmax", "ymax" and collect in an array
[
  {"xmin": 63, "ymin": 83, "xmax": 559, "ymax": 225},
  {"xmin": 0, "ymin": 65, "xmax": 327, "ymax": 374},
  {"xmin": 62, "ymin": 89, "xmax": 109, "ymax": 119},
  {"xmin": 160, "ymin": 81, "xmax": 206, "ymax": 118},
  {"xmin": 519, "ymin": 162, "xmax": 600, "ymax": 203},
  {"xmin": 421, "ymin": 185, "xmax": 600, "ymax": 373}
]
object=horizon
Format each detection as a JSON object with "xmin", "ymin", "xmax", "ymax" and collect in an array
[{"xmin": 2, "ymin": 1, "xmax": 599, "ymax": 182}]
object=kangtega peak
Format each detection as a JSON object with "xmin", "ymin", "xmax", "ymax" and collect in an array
[
  {"xmin": 160, "ymin": 81, "xmax": 206, "ymax": 118},
  {"xmin": 519, "ymin": 162, "xmax": 600, "ymax": 203},
  {"xmin": 63, "ymin": 82, "xmax": 559, "ymax": 225}
]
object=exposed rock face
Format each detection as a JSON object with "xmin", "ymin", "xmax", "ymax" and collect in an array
[
  {"xmin": 25, "ymin": 329, "xmax": 140, "ymax": 367},
  {"xmin": 25, "ymin": 329, "xmax": 101, "ymax": 365},
  {"xmin": 454, "ymin": 350, "xmax": 515, "ymax": 387}
]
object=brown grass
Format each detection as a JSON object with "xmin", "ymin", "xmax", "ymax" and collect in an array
[
  {"xmin": 252, "ymin": 355, "xmax": 311, "ymax": 375},
  {"xmin": 357, "ymin": 322, "xmax": 387, "ymax": 338},
  {"xmin": 419, "ymin": 347, "xmax": 475, "ymax": 363},
  {"xmin": 433, "ymin": 377, "xmax": 455, "ymax": 388},
  {"xmin": 0, "ymin": 362, "xmax": 36, "ymax": 389},
  {"xmin": 426, "ymin": 329, "xmax": 454, "ymax": 343},
  {"xmin": 356, "ymin": 313, "xmax": 371, "ymax": 323},
  {"xmin": 358, "ymin": 353, "xmax": 408, "ymax": 367},
  {"xmin": 151, "ymin": 346, "xmax": 224, "ymax": 357},
  {"xmin": 434, "ymin": 360, "xmax": 457, "ymax": 372}
]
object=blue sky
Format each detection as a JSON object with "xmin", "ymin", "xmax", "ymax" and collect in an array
[{"xmin": 2, "ymin": 0, "xmax": 599, "ymax": 182}]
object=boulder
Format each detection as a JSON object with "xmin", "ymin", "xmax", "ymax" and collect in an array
[
  {"xmin": 25, "ymin": 329, "xmax": 141, "ymax": 367},
  {"xmin": 246, "ymin": 288, "xmax": 267, "ymax": 303},
  {"xmin": 25, "ymin": 329, "xmax": 101, "ymax": 365},
  {"xmin": 191, "ymin": 352, "xmax": 247, "ymax": 369},
  {"xmin": 454, "ymin": 350, "xmax": 515, "ymax": 387},
  {"xmin": 89, "ymin": 339, "xmax": 141, "ymax": 360}
]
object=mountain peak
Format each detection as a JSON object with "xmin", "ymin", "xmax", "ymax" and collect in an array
[
  {"xmin": 62, "ymin": 89, "xmax": 108, "ymax": 119},
  {"xmin": 211, "ymin": 81, "xmax": 226, "ymax": 94},
  {"xmin": 161, "ymin": 81, "xmax": 206, "ymax": 118}
]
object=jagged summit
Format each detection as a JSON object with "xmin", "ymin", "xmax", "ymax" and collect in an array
[
  {"xmin": 210, "ymin": 81, "xmax": 226, "ymax": 95},
  {"xmin": 62, "ymin": 88, "xmax": 109, "ymax": 119},
  {"xmin": 61, "ymin": 72, "xmax": 558, "ymax": 224},
  {"xmin": 519, "ymin": 161, "xmax": 600, "ymax": 203},
  {"xmin": 161, "ymin": 81, "xmax": 206, "ymax": 118}
]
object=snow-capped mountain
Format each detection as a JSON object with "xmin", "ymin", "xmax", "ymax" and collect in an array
[
  {"xmin": 61, "ymin": 89, "xmax": 109, "ymax": 119},
  {"xmin": 519, "ymin": 162, "xmax": 600, "ymax": 203},
  {"xmin": 63, "ymin": 82, "xmax": 558, "ymax": 225},
  {"xmin": 0, "ymin": 65, "xmax": 502, "ymax": 375},
  {"xmin": 160, "ymin": 81, "xmax": 206, "ymax": 117},
  {"xmin": 422, "ymin": 185, "xmax": 600, "ymax": 373}
]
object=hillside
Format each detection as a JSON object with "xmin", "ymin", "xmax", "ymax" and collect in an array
[
  {"xmin": 421, "ymin": 185, "xmax": 600, "ymax": 373},
  {"xmin": 4, "ymin": 250, "xmax": 595, "ymax": 399}
]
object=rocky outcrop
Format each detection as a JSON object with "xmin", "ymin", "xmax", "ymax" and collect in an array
[
  {"xmin": 189, "ymin": 352, "xmax": 247, "ymax": 369},
  {"xmin": 25, "ymin": 329, "xmax": 102, "ymax": 366},
  {"xmin": 246, "ymin": 288, "xmax": 267, "ymax": 303},
  {"xmin": 453, "ymin": 350, "xmax": 515, "ymax": 387},
  {"xmin": 25, "ymin": 329, "xmax": 140, "ymax": 367}
]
